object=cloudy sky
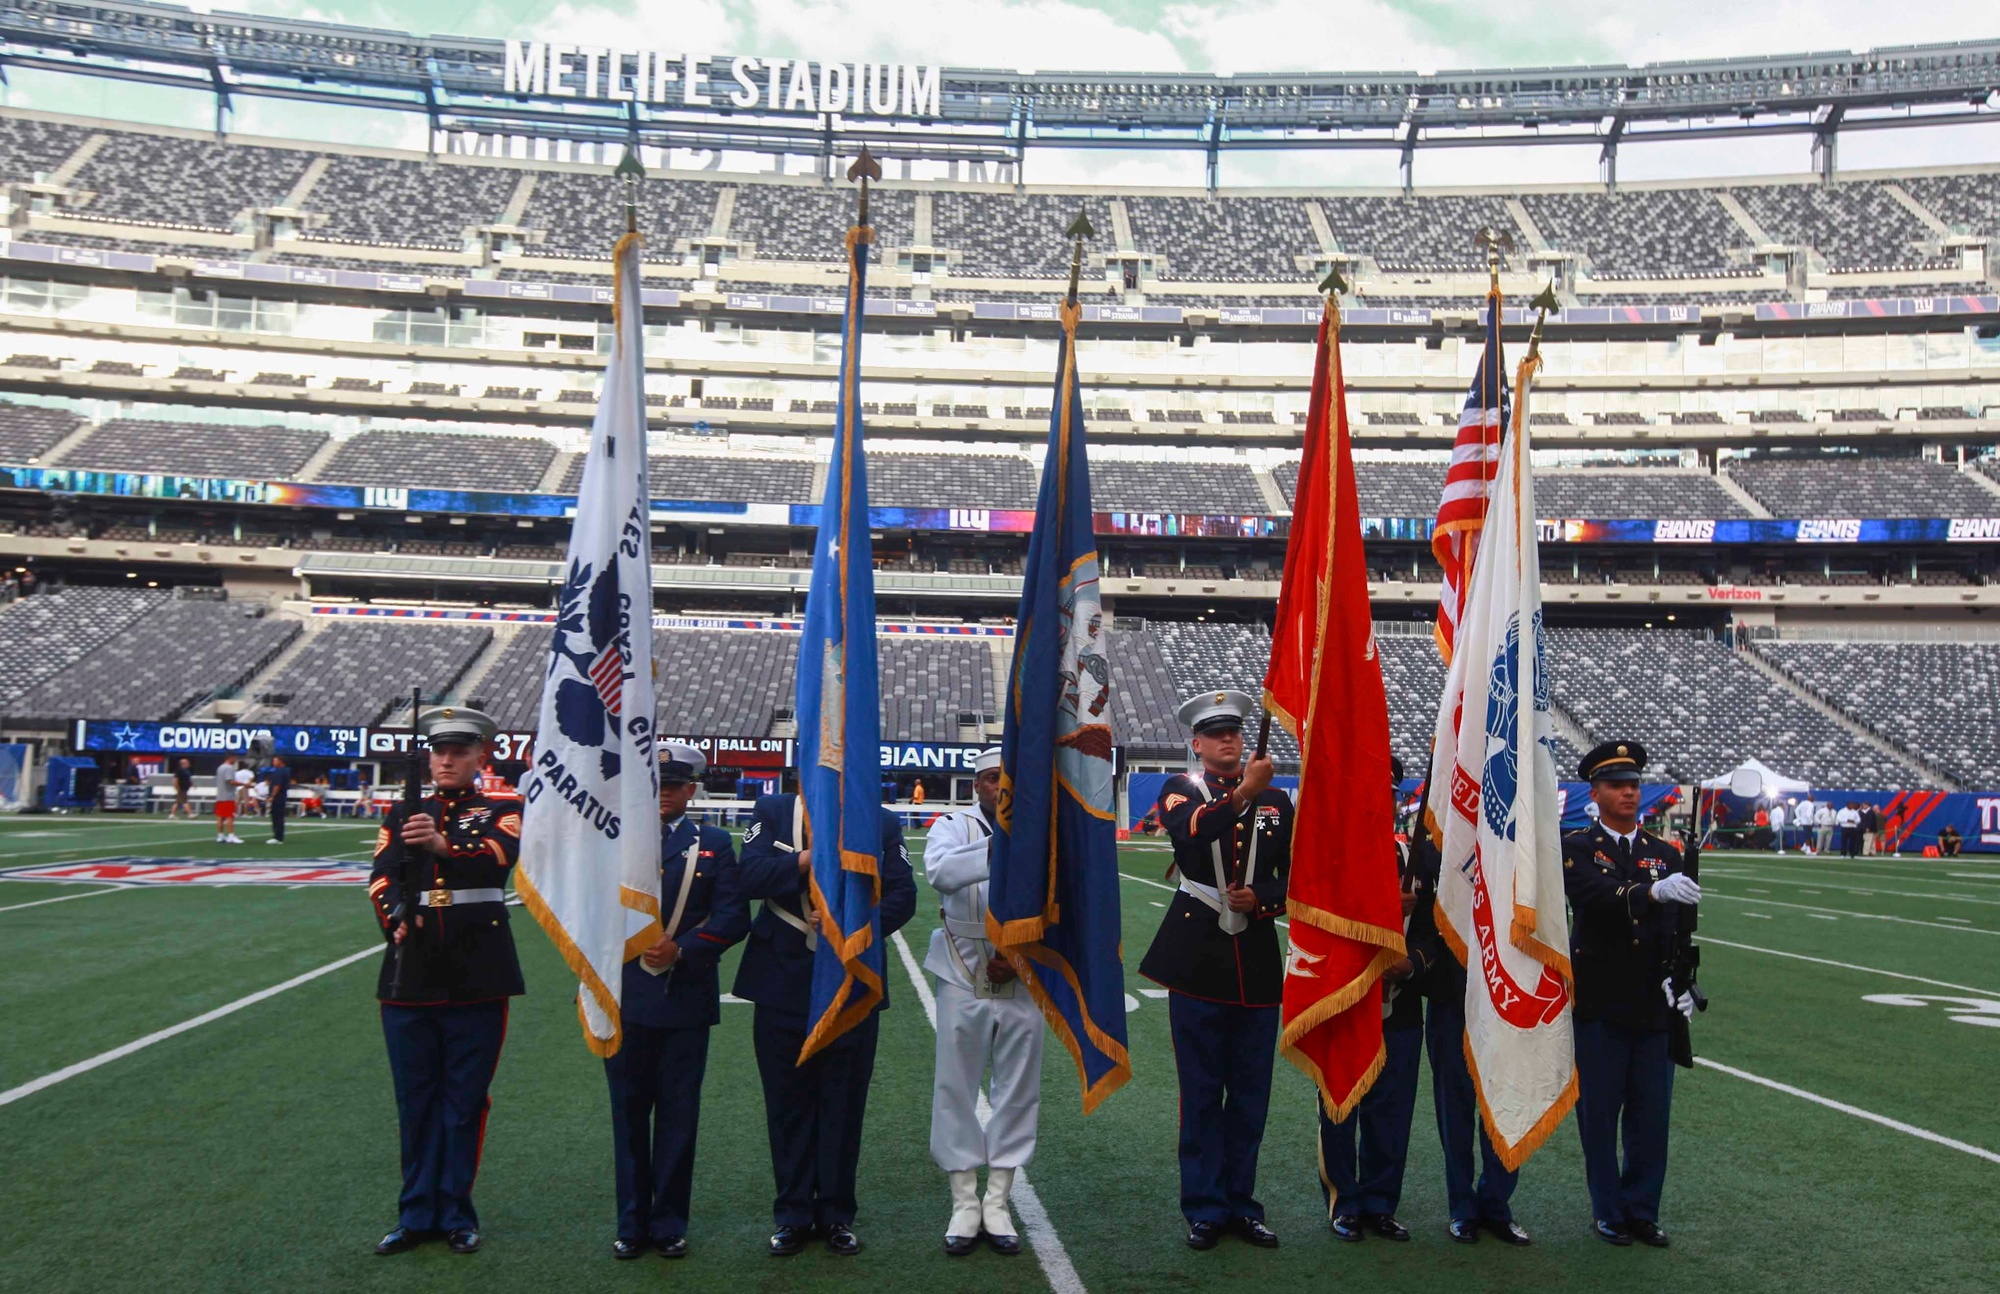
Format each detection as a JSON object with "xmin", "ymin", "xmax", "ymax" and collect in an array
[{"xmin": 13, "ymin": 0, "xmax": 1999, "ymax": 187}]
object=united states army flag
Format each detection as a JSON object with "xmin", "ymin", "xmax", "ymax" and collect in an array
[
  {"xmin": 1425, "ymin": 347, "xmax": 1577, "ymax": 1168},
  {"xmin": 517, "ymin": 230, "xmax": 661, "ymax": 1056}
]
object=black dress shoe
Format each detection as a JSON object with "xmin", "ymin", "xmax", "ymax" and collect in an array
[
  {"xmin": 1364, "ymin": 1214, "xmax": 1411, "ymax": 1242},
  {"xmin": 1236, "ymin": 1218, "xmax": 1280, "ymax": 1248},
  {"xmin": 824, "ymin": 1224, "xmax": 862, "ymax": 1256},
  {"xmin": 1186, "ymin": 1220, "xmax": 1223, "ymax": 1250},
  {"xmin": 987, "ymin": 1231, "xmax": 1021, "ymax": 1256},
  {"xmin": 656, "ymin": 1236, "xmax": 688, "ymax": 1259},
  {"xmin": 1447, "ymin": 1219, "xmax": 1479, "ymax": 1244},
  {"xmin": 1593, "ymin": 1219, "xmax": 1634, "ymax": 1247},
  {"xmin": 1330, "ymin": 1214, "xmax": 1363, "ymax": 1242},
  {"xmin": 1481, "ymin": 1218, "xmax": 1532, "ymax": 1246},
  {"xmin": 769, "ymin": 1225, "xmax": 809, "ymax": 1257},
  {"xmin": 374, "ymin": 1227, "xmax": 427, "ymax": 1256},
  {"xmin": 1628, "ymin": 1221, "xmax": 1670, "ymax": 1248},
  {"xmin": 612, "ymin": 1238, "xmax": 644, "ymax": 1261},
  {"xmin": 446, "ymin": 1229, "xmax": 480, "ymax": 1254},
  {"xmin": 944, "ymin": 1234, "xmax": 980, "ymax": 1257}
]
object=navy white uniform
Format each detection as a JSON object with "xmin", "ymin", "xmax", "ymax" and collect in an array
[
  {"xmin": 734, "ymin": 793, "xmax": 916, "ymax": 1238},
  {"xmin": 1138, "ymin": 692, "xmax": 1290, "ymax": 1239},
  {"xmin": 1318, "ymin": 835, "xmax": 1424, "ymax": 1231},
  {"xmin": 603, "ymin": 743, "xmax": 750, "ymax": 1256},
  {"xmin": 1562, "ymin": 741, "xmax": 1698, "ymax": 1246},
  {"xmin": 366, "ymin": 707, "xmax": 524, "ymax": 1250}
]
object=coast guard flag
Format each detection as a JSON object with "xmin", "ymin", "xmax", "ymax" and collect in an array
[
  {"xmin": 984, "ymin": 296, "xmax": 1131, "ymax": 1113},
  {"xmin": 1265, "ymin": 298, "xmax": 1405, "ymax": 1130},
  {"xmin": 1425, "ymin": 346, "xmax": 1577, "ymax": 1170},
  {"xmin": 1431, "ymin": 290, "xmax": 1507, "ymax": 664},
  {"xmin": 517, "ymin": 229, "xmax": 661, "ymax": 1057},
  {"xmin": 796, "ymin": 221, "xmax": 886, "ymax": 1064}
]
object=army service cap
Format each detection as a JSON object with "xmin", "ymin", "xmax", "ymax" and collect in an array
[
  {"xmin": 1577, "ymin": 740, "xmax": 1647, "ymax": 783},
  {"xmin": 658, "ymin": 740, "xmax": 707, "ymax": 785},
  {"xmin": 419, "ymin": 706, "xmax": 499, "ymax": 748},
  {"xmin": 1176, "ymin": 690, "xmax": 1256, "ymax": 736}
]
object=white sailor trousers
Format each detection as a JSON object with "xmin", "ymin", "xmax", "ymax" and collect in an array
[{"xmin": 930, "ymin": 978, "xmax": 1044, "ymax": 1172}]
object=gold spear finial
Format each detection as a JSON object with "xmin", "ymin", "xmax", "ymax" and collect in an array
[
  {"xmin": 1473, "ymin": 227, "xmax": 1514, "ymax": 296},
  {"xmin": 614, "ymin": 145, "xmax": 645, "ymax": 235},
  {"xmin": 1065, "ymin": 209, "xmax": 1095, "ymax": 307},
  {"xmin": 1526, "ymin": 281, "xmax": 1560, "ymax": 363},
  {"xmin": 846, "ymin": 145, "xmax": 883, "ymax": 228}
]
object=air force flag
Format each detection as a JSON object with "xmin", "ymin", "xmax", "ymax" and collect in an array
[{"xmin": 517, "ymin": 229, "xmax": 661, "ymax": 1057}]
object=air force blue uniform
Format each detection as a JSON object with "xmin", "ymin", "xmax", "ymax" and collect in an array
[
  {"xmin": 604, "ymin": 814, "xmax": 749, "ymax": 1246},
  {"xmin": 1137, "ymin": 765, "xmax": 1291, "ymax": 1230},
  {"xmin": 1317, "ymin": 839, "xmax": 1424, "ymax": 1225},
  {"xmin": 1404, "ymin": 835, "xmax": 1522, "ymax": 1227},
  {"xmin": 734, "ymin": 794, "xmax": 916, "ymax": 1231},
  {"xmin": 367, "ymin": 781, "xmax": 525, "ymax": 1239}
]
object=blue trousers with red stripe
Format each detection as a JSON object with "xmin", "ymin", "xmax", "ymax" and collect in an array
[
  {"xmin": 381, "ymin": 1001, "xmax": 508, "ymax": 1233},
  {"xmin": 1169, "ymin": 993, "xmax": 1278, "ymax": 1226}
]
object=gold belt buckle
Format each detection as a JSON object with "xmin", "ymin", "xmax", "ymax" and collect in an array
[{"xmin": 427, "ymin": 887, "xmax": 453, "ymax": 907}]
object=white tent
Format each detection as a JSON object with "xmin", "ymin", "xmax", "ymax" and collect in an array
[{"xmin": 1700, "ymin": 758, "xmax": 1811, "ymax": 797}]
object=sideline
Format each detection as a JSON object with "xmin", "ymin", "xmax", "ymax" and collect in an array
[
  {"xmin": 0, "ymin": 944, "xmax": 379, "ymax": 1108},
  {"xmin": 1696, "ymin": 1059, "xmax": 2000, "ymax": 1166},
  {"xmin": 889, "ymin": 928, "xmax": 1088, "ymax": 1294},
  {"xmin": 1703, "ymin": 937, "xmax": 1998, "ymax": 996}
]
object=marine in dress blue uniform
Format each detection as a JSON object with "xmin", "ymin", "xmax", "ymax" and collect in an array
[
  {"xmin": 733, "ymin": 790, "xmax": 917, "ymax": 1257},
  {"xmin": 1562, "ymin": 741, "xmax": 1701, "ymax": 1249},
  {"xmin": 1138, "ymin": 691, "xmax": 1289, "ymax": 1252},
  {"xmin": 1404, "ymin": 820, "xmax": 1531, "ymax": 1245},
  {"xmin": 1319, "ymin": 756, "xmax": 1423, "ymax": 1244},
  {"xmin": 367, "ymin": 706, "xmax": 525, "ymax": 1257},
  {"xmin": 605, "ymin": 742, "xmax": 751, "ymax": 1261}
]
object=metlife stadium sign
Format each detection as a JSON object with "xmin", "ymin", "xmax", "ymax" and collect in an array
[{"xmin": 503, "ymin": 41, "xmax": 942, "ymax": 119}]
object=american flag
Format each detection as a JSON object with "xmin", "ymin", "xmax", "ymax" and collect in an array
[
  {"xmin": 588, "ymin": 646, "xmax": 624, "ymax": 717},
  {"xmin": 1431, "ymin": 293, "xmax": 1508, "ymax": 663}
]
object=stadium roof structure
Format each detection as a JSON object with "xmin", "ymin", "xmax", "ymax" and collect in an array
[{"xmin": 3, "ymin": 1, "xmax": 1999, "ymax": 187}]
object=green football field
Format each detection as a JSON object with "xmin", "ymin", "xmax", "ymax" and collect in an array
[{"xmin": 2, "ymin": 815, "xmax": 1996, "ymax": 1293}]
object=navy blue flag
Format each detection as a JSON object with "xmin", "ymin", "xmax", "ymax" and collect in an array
[
  {"xmin": 796, "ymin": 224, "xmax": 885, "ymax": 1063},
  {"xmin": 985, "ymin": 298, "xmax": 1132, "ymax": 1112}
]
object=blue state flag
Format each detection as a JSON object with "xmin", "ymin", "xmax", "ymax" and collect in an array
[
  {"xmin": 985, "ymin": 298, "xmax": 1132, "ymax": 1112},
  {"xmin": 796, "ymin": 224, "xmax": 885, "ymax": 1063}
]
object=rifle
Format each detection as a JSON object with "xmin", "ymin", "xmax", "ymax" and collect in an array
[
  {"xmin": 1665, "ymin": 829, "xmax": 1708, "ymax": 1068},
  {"xmin": 386, "ymin": 686, "xmax": 423, "ymax": 999}
]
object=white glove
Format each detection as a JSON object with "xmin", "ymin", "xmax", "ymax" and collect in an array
[
  {"xmin": 1663, "ymin": 979, "xmax": 1695, "ymax": 1018},
  {"xmin": 1651, "ymin": 872, "xmax": 1701, "ymax": 905}
]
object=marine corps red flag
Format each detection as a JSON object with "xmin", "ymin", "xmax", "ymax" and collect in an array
[{"xmin": 1265, "ymin": 294, "xmax": 1405, "ymax": 1123}]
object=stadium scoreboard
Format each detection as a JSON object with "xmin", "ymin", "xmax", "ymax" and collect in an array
[{"xmin": 74, "ymin": 721, "xmax": 374, "ymax": 759}]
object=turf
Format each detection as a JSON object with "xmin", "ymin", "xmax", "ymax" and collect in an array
[{"xmin": 2, "ymin": 818, "xmax": 1996, "ymax": 1293}]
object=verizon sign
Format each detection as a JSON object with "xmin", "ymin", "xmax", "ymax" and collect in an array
[{"xmin": 504, "ymin": 42, "xmax": 942, "ymax": 118}]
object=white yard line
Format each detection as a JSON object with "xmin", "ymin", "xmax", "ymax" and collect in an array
[
  {"xmin": 0, "ymin": 886, "xmax": 127, "ymax": 914},
  {"xmin": 0, "ymin": 944, "xmax": 379, "ymax": 1108},
  {"xmin": 1708, "ymin": 870, "xmax": 2000, "ymax": 907},
  {"xmin": 1704, "ymin": 891, "xmax": 2000, "ymax": 936},
  {"xmin": 1696, "ymin": 1059, "xmax": 2000, "ymax": 1166},
  {"xmin": 1702, "ymin": 937, "xmax": 1998, "ymax": 996},
  {"xmin": 889, "ymin": 929, "xmax": 1087, "ymax": 1294}
]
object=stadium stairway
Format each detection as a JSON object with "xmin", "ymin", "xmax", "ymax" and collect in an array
[
  {"xmin": 33, "ymin": 418, "xmax": 100, "ymax": 467},
  {"xmin": 292, "ymin": 438, "xmax": 343, "ymax": 484},
  {"xmin": 1547, "ymin": 701, "xmax": 1598, "ymax": 765},
  {"xmin": 1733, "ymin": 643, "xmax": 1955, "ymax": 790},
  {"xmin": 536, "ymin": 452, "xmax": 576, "ymax": 494},
  {"xmin": 198, "ymin": 613, "xmax": 322, "ymax": 722},
  {"xmin": 1252, "ymin": 468, "xmax": 1290, "ymax": 514},
  {"xmin": 1711, "ymin": 469, "xmax": 1773, "ymax": 518},
  {"xmin": 1966, "ymin": 468, "xmax": 2000, "ymax": 503},
  {"xmin": 438, "ymin": 625, "xmax": 522, "ymax": 714}
]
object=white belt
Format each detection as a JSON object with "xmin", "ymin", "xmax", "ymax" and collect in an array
[
  {"xmin": 418, "ymin": 887, "xmax": 505, "ymax": 907},
  {"xmin": 943, "ymin": 914, "xmax": 989, "ymax": 940},
  {"xmin": 1177, "ymin": 876, "xmax": 1225, "ymax": 913},
  {"xmin": 769, "ymin": 899, "xmax": 818, "ymax": 951}
]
